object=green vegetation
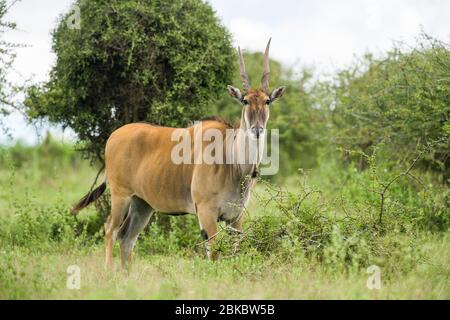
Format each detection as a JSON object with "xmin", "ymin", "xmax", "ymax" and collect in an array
[
  {"xmin": 0, "ymin": 137, "xmax": 448, "ymax": 299},
  {"xmin": 328, "ymin": 36, "xmax": 450, "ymax": 179}
]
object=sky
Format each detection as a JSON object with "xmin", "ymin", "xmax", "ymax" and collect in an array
[{"xmin": 1, "ymin": 0, "xmax": 449, "ymax": 144}]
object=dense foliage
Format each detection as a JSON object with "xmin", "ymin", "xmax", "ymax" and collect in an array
[
  {"xmin": 24, "ymin": 0, "xmax": 234, "ymax": 162},
  {"xmin": 327, "ymin": 36, "xmax": 450, "ymax": 180}
]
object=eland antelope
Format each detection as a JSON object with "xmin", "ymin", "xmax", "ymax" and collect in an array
[{"xmin": 71, "ymin": 39, "xmax": 286, "ymax": 268}]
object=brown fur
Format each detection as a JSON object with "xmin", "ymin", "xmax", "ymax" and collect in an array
[
  {"xmin": 243, "ymin": 89, "xmax": 270, "ymax": 128},
  {"xmin": 199, "ymin": 116, "xmax": 234, "ymax": 128}
]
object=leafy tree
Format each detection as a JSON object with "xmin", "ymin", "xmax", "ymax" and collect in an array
[
  {"xmin": 24, "ymin": 0, "xmax": 234, "ymax": 162},
  {"xmin": 328, "ymin": 35, "xmax": 450, "ymax": 180}
]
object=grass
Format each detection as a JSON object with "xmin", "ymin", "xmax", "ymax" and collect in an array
[
  {"xmin": 2, "ymin": 235, "xmax": 448, "ymax": 299},
  {"xmin": 0, "ymin": 140, "xmax": 449, "ymax": 299}
]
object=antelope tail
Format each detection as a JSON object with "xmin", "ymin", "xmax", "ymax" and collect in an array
[{"xmin": 71, "ymin": 179, "xmax": 107, "ymax": 215}]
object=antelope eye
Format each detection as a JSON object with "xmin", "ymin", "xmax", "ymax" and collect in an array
[
  {"xmin": 265, "ymin": 99, "xmax": 271, "ymax": 105},
  {"xmin": 242, "ymin": 99, "xmax": 249, "ymax": 105}
]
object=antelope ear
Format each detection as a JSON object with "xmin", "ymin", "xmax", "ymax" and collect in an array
[
  {"xmin": 270, "ymin": 86, "xmax": 286, "ymax": 103},
  {"xmin": 227, "ymin": 85, "xmax": 243, "ymax": 104}
]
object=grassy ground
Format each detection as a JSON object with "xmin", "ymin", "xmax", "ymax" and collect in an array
[
  {"xmin": 3, "ymin": 239, "xmax": 449, "ymax": 300},
  {"xmin": 0, "ymin": 142, "xmax": 449, "ymax": 299}
]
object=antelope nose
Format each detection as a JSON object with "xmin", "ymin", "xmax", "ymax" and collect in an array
[{"xmin": 251, "ymin": 127, "xmax": 264, "ymax": 139}]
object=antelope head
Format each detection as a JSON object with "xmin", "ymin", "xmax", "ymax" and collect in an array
[{"xmin": 227, "ymin": 38, "xmax": 286, "ymax": 140}]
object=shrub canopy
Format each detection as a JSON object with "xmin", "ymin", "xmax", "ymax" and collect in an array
[{"xmin": 328, "ymin": 36, "xmax": 450, "ymax": 178}]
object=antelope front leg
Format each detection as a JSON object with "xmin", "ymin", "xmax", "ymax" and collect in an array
[{"xmin": 197, "ymin": 205, "xmax": 219, "ymax": 261}]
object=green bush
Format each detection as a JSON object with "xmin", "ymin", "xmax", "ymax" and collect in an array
[
  {"xmin": 212, "ymin": 148, "xmax": 448, "ymax": 273},
  {"xmin": 0, "ymin": 202, "xmax": 103, "ymax": 249}
]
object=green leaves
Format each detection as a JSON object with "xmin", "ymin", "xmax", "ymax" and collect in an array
[{"xmin": 329, "ymin": 34, "xmax": 450, "ymax": 179}]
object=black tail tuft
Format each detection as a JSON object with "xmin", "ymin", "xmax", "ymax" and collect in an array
[{"xmin": 71, "ymin": 181, "xmax": 107, "ymax": 214}]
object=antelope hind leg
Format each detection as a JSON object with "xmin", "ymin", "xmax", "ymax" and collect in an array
[
  {"xmin": 118, "ymin": 196, "xmax": 154, "ymax": 269},
  {"xmin": 104, "ymin": 193, "xmax": 131, "ymax": 269}
]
